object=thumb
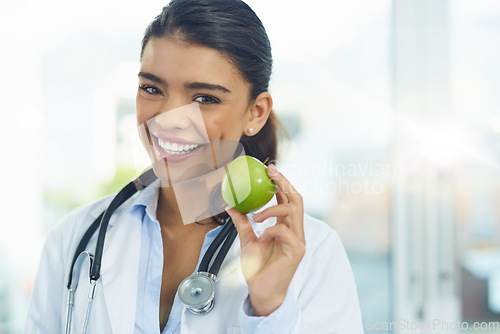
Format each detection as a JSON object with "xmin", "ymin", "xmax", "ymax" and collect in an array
[{"xmin": 225, "ymin": 206, "xmax": 257, "ymax": 246}]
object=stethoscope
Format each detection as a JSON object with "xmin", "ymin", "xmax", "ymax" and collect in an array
[{"xmin": 64, "ymin": 167, "xmax": 238, "ymax": 334}]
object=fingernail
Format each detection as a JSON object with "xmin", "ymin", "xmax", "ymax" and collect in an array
[
  {"xmin": 225, "ymin": 206, "xmax": 231, "ymax": 212},
  {"xmin": 268, "ymin": 164, "xmax": 277, "ymax": 174}
]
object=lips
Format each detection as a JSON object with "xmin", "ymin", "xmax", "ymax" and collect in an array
[
  {"xmin": 151, "ymin": 134, "xmax": 206, "ymax": 162},
  {"xmin": 158, "ymin": 138, "xmax": 200, "ymax": 155}
]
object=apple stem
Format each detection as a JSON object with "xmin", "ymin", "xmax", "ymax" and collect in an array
[{"xmin": 263, "ymin": 157, "xmax": 270, "ymax": 165}]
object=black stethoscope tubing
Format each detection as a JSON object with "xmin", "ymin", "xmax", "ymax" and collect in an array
[
  {"xmin": 198, "ymin": 217, "xmax": 237, "ymax": 274},
  {"xmin": 67, "ymin": 168, "xmax": 157, "ymax": 289},
  {"xmin": 66, "ymin": 167, "xmax": 237, "ymax": 309}
]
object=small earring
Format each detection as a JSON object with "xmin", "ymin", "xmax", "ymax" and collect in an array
[{"xmin": 248, "ymin": 128, "xmax": 254, "ymax": 134}]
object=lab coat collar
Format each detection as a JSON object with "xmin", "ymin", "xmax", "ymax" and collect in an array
[
  {"xmin": 128, "ymin": 178, "xmax": 161, "ymax": 222},
  {"xmin": 87, "ymin": 178, "xmax": 161, "ymax": 226}
]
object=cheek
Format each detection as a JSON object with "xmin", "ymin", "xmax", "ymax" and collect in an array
[
  {"xmin": 205, "ymin": 112, "xmax": 246, "ymax": 141},
  {"xmin": 135, "ymin": 95, "xmax": 145, "ymax": 124},
  {"xmin": 136, "ymin": 96, "xmax": 154, "ymax": 125}
]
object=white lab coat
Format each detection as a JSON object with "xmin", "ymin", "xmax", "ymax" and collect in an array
[{"xmin": 25, "ymin": 191, "xmax": 364, "ymax": 333}]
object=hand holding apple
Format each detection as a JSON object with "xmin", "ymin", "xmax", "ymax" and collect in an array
[{"xmin": 225, "ymin": 163, "xmax": 305, "ymax": 317}]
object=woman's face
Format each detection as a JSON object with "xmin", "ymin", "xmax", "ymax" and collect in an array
[{"xmin": 137, "ymin": 37, "xmax": 253, "ymax": 182}]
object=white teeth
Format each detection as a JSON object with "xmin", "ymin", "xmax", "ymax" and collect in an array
[{"xmin": 158, "ymin": 138, "xmax": 200, "ymax": 154}]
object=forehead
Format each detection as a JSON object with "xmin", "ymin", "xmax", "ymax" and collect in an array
[{"xmin": 140, "ymin": 37, "xmax": 247, "ymax": 87}]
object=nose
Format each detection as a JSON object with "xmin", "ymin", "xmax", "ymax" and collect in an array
[
  {"xmin": 152, "ymin": 102, "xmax": 209, "ymax": 137},
  {"xmin": 154, "ymin": 101, "xmax": 194, "ymax": 131}
]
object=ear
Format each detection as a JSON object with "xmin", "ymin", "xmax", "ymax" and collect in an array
[{"xmin": 244, "ymin": 92, "xmax": 273, "ymax": 136}]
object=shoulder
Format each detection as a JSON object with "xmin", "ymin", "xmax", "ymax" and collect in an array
[
  {"xmin": 42, "ymin": 194, "xmax": 117, "ymax": 259},
  {"xmin": 302, "ymin": 213, "xmax": 344, "ymax": 256},
  {"xmin": 288, "ymin": 213, "xmax": 356, "ymax": 300},
  {"xmin": 49, "ymin": 195, "xmax": 115, "ymax": 237},
  {"xmin": 300, "ymin": 214, "xmax": 351, "ymax": 279}
]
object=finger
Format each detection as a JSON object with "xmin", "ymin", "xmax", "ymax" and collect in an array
[
  {"xmin": 274, "ymin": 186, "xmax": 288, "ymax": 205},
  {"xmin": 260, "ymin": 224, "xmax": 306, "ymax": 258},
  {"xmin": 253, "ymin": 204, "xmax": 304, "ymax": 238},
  {"xmin": 253, "ymin": 203, "xmax": 294, "ymax": 223},
  {"xmin": 225, "ymin": 206, "xmax": 257, "ymax": 247},
  {"xmin": 267, "ymin": 165, "xmax": 303, "ymax": 207}
]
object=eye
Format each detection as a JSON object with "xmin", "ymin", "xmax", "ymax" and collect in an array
[
  {"xmin": 194, "ymin": 94, "xmax": 221, "ymax": 104},
  {"xmin": 139, "ymin": 84, "xmax": 163, "ymax": 95}
]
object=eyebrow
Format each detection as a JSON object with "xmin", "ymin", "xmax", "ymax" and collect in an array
[
  {"xmin": 186, "ymin": 82, "xmax": 231, "ymax": 93},
  {"xmin": 138, "ymin": 72, "xmax": 231, "ymax": 93},
  {"xmin": 138, "ymin": 72, "xmax": 166, "ymax": 86}
]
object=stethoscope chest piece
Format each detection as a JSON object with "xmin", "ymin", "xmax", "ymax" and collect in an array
[{"xmin": 178, "ymin": 272, "xmax": 216, "ymax": 314}]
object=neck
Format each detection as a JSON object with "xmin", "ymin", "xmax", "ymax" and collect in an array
[
  {"xmin": 157, "ymin": 183, "xmax": 182, "ymax": 226},
  {"xmin": 156, "ymin": 181, "xmax": 216, "ymax": 237}
]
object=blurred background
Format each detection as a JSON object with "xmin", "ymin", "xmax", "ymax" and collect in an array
[{"xmin": 0, "ymin": 0, "xmax": 499, "ymax": 332}]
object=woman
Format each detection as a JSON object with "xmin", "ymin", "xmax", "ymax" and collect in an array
[{"xmin": 25, "ymin": 0, "xmax": 363, "ymax": 333}]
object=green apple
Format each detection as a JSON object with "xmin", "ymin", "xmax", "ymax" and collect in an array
[{"xmin": 221, "ymin": 155, "xmax": 277, "ymax": 214}]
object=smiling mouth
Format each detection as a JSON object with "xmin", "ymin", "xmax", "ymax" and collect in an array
[{"xmin": 156, "ymin": 137, "xmax": 203, "ymax": 156}]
